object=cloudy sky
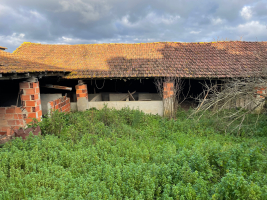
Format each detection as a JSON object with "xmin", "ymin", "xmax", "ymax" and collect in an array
[{"xmin": 0, "ymin": 0, "xmax": 266, "ymax": 52}]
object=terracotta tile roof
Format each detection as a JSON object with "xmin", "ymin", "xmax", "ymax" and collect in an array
[
  {"xmin": 0, "ymin": 50, "xmax": 66, "ymax": 74},
  {"xmin": 0, "ymin": 46, "xmax": 7, "ymax": 50},
  {"xmin": 13, "ymin": 41, "xmax": 267, "ymax": 78}
]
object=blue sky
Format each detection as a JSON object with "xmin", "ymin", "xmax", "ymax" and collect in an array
[{"xmin": 0, "ymin": 0, "xmax": 266, "ymax": 52}]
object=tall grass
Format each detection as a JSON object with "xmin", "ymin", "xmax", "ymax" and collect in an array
[{"xmin": 0, "ymin": 107, "xmax": 267, "ymax": 199}]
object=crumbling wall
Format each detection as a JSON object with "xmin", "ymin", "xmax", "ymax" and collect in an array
[
  {"xmin": 47, "ymin": 96, "xmax": 71, "ymax": 114},
  {"xmin": 0, "ymin": 106, "xmax": 27, "ymax": 144},
  {"xmin": 40, "ymin": 94, "xmax": 62, "ymax": 115}
]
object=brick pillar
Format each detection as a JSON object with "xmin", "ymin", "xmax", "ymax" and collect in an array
[
  {"xmin": 254, "ymin": 87, "xmax": 266, "ymax": 114},
  {"xmin": 76, "ymin": 84, "xmax": 88, "ymax": 111},
  {"xmin": 20, "ymin": 81, "xmax": 42, "ymax": 124},
  {"xmin": 163, "ymin": 82, "xmax": 175, "ymax": 118}
]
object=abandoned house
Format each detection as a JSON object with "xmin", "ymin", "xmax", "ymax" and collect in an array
[{"xmin": 1, "ymin": 41, "xmax": 267, "ymax": 142}]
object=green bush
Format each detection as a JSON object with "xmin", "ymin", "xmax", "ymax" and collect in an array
[{"xmin": 0, "ymin": 107, "xmax": 267, "ymax": 199}]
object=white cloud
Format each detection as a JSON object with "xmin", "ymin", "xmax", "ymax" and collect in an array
[
  {"xmin": 0, "ymin": 5, "xmax": 12, "ymax": 17},
  {"xmin": 240, "ymin": 6, "xmax": 252, "ymax": 20},
  {"xmin": 190, "ymin": 31, "xmax": 201, "ymax": 34},
  {"xmin": 29, "ymin": 10, "xmax": 46, "ymax": 21},
  {"xmin": 57, "ymin": 0, "xmax": 112, "ymax": 22},
  {"xmin": 212, "ymin": 17, "xmax": 223, "ymax": 25},
  {"xmin": 0, "ymin": 33, "xmax": 25, "ymax": 47},
  {"xmin": 59, "ymin": 36, "xmax": 125, "ymax": 44},
  {"xmin": 234, "ymin": 21, "xmax": 266, "ymax": 39},
  {"xmin": 119, "ymin": 12, "xmax": 180, "ymax": 28}
]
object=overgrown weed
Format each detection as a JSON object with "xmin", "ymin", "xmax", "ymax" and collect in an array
[{"xmin": 1, "ymin": 107, "xmax": 267, "ymax": 199}]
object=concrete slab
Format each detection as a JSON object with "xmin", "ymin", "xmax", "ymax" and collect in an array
[
  {"xmin": 138, "ymin": 93, "xmax": 162, "ymax": 101},
  {"xmin": 109, "ymin": 93, "xmax": 129, "ymax": 101},
  {"xmin": 88, "ymin": 94, "xmax": 102, "ymax": 101},
  {"xmin": 71, "ymin": 102, "xmax": 77, "ymax": 111},
  {"xmin": 77, "ymin": 97, "xmax": 89, "ymax": 111},
  {"xmin": 88, "ymin": 101, "xmax": 163, "ymax": 116},
  {"xmin": 40, "ymin": 94, "xmax": 62, "ymax": 115}
]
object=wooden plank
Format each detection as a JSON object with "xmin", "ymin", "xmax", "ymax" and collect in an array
[
  {"xmin": 90, "ymin": 94, "xmax": 102, "ymax": 102},
  {"xmin": 128, "ymin": 90, "xmax": 135, "ymax": 101},
  {"xmin": 120, "ymin": 91, "xmax": 136, "ymax": 101}
]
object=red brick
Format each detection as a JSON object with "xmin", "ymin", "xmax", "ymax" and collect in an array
[
  {"xmin": 1, "ymin": 126, "xmax": 11, "ymax": 132},
  {"xmin": 23, "ymin": 107, "xmax": 30, "ymax": 113},
  {"xmin": 28, "ymin": 113, "xmax": 37, "ymax": 119},
  {"xmin": 35, "ymin": 88, "xmax": 40, "ymax": 94},
  {"xmin": 24, "ymin": 88, "xmax": 36, "ymax": 95},
  {"xmin": 62, "ymin": 105, "xmax": 67, "ymax": 111},
  {"xmin": 18, "ymin": 114, "xmax": 23, "ymax": 119},
  {"xmin": 75, "ymin": 84, "xmax": 87, "ymax": 90},
  {"xmin": 32, "ymin": 82, "xmax": 39, "ymax": 88},
  {"xmin": 8, "ymin": 120, "xmax": 16, "ymax": 125},
  {"xmin": 55, "ymin": 104, "xmax": 59, "ymax": 109},
  {"xmin": 50, "ymin": 101, "xmax": 54, "ymax": 106},
  {"xmin": 0, "ymin": 120, "xmax": 8, "ymax": 126},
  {"xmin": 0, "ymin": 131, "xmax": 6, "ymax": 135},
  {"xmin": 5, "ymin": 114, "xmax": 14, "ymax": 120},
  {"xmin": 35, "ymin": 106, "xmax": 40, "ymax": 112},
  {"xmin": 77, "ymin": 93, "xmax": 87, "ymax": 98},
  {"xmin": 0, "ymin": 113, "xmax": 4, "ymax": 119},
  {"xmin": 0, "ymin": 108, "xmax": 5, "ymax": 114},
  {"xmin": 19, "ymin": 82, "xmax": 29, "ymax": 89},
  {"xmin": 15, "ymin": 107, "xmax": 22, "ymax": 113},
  {"xmin": 76, "ymin": 89, "xmax": 83, "ymax": 94},
  {"xmin": 26, "ymin": 101, "xmax": 36, "ymax": 107},
  {"xmin": 16, "ymin": 120, "xmax": 24, "ymax": 126},
  {"xmin": 25, "ymin": 118, "xmax": 33, "ymax": 124},
  {"xmin": 30, "ymin": 94, "xmax": 39, "ymax": 100},
  {"xmin": 37, "ymin": 110, "xmax": 42, "ymax": 118},
  {"xmin": 36, "ymin": 99, "xmax": 41, "ymax": 106},
  {"xmin": 6, "ymin": 108, "xmax": 15, "ymax": 113},
  {"xmin": 21, "ymin": 94, "xmax": 31, "ymax": 101}
]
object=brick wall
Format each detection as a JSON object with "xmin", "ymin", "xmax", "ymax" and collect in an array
[
  {"xmin": 20, "ymin": 81, "xmax": 42, "ymax": 123},
  {"xmin": 48, "ymin": 96, "xmax": 71, "ymax": 114},
  {"xmin": 0, "ymin": 106, "xmax": 27, "ymax": 143}
]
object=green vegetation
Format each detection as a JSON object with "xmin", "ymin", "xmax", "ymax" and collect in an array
[{"xmin": 1, "ymin": 107, "xmax": 267, "ymax": 199}]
